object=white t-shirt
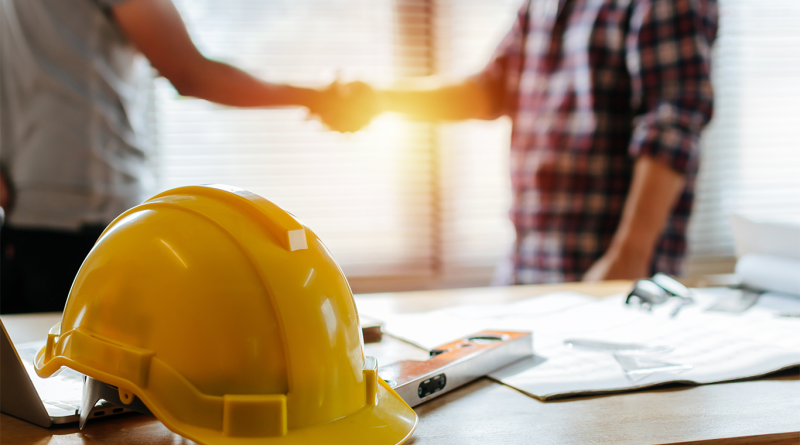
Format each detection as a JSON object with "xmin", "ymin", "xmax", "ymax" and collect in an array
[{"xmin": 1, "ymin": 0, "xmax": 155, "ymax": 230}]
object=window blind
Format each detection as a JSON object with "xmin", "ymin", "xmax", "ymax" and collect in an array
[
  {"xmin": 686, "ymin": 0, "xmax": 800, "ymax": 274},
  {"xmin": 155, "ymin": 0, "xmax": 436, "ymax": 279},
  {"xmin": 433, "ymin": 0, "xmax": 520, "ymax": 282},
  {"xmin": 155, "ymin": 0, "xmax": 519, "ymax": 289},
  {"xmin": 154, "ymin": 0, "xmax": 798, "ymax": 289}
]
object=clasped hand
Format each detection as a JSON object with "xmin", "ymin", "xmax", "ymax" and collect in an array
[{"xmin": 309, "ymin": 81, "xmax": 381, "ymax": 133}]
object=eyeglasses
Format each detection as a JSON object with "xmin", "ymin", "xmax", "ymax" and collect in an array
[{"xmin": 626, "ymin": 273, "xmax": 694, "ymax": 316}]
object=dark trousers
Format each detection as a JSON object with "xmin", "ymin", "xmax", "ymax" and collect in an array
[{"xmin": 1, "ymin": 225, "xmax": 105, "ymax": 314}]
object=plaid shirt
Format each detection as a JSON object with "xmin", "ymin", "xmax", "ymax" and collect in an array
[{"xmin": 480, "ymin": 0, "xmax": 718, "ymax": 284}]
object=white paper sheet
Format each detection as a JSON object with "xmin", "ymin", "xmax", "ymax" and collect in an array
[{"xmin": 372, "ymin": 289, "xmax": 800, "ymax": 400}]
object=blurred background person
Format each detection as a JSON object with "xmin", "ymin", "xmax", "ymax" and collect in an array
[
  {"xmin": 0, "ymin": 0, "xmax": 374, "ymax": 313},
  {"xmin": 332, "ymin": 0, "xmax": 718, "ymax": 284}
]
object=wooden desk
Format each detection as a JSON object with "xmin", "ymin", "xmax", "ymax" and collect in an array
[{"xmin": 3, "ymin": 281, "xmax": 799, "ymax": 445}]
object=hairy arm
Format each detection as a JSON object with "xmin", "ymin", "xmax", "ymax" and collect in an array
[{"xmin": 111, "ymin": 0, "xmax": 322, "ymax": 109}]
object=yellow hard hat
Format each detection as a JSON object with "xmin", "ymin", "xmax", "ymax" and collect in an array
[{"xmin": 34, "ymin": 185, "xmax": 417, "ymax": 444}]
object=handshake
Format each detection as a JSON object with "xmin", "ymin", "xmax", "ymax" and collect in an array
[{"xmin": 308, "ymin": 81, "xmax": 383, "ymax": 133}]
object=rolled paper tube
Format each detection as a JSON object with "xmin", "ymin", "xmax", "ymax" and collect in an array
[{"xmin": 735, "ymin": 253, "xmax": 800, "ymax": 296}]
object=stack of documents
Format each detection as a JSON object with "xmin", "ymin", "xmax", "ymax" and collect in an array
[{"xmin": 373, "ymin": 289, "xmax": 800, "ymax": 400}]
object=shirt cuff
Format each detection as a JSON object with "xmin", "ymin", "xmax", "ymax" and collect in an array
[{"xmin": 629, "ymin": 123, "xmax": 699, "ymax": 175}]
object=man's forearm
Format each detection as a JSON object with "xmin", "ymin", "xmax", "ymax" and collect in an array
[
  {"xmin": 112, "ymin": 0, "xmax": 322, "ymax": 110},
  {"xmin": 583, "ymin": 155, "xmax": 685, "ymax": 281},
  {"xmin": 378, "ymin": 79, "xmax": 494, "ymax": 121},
  {"xmin": 171, "ymin": 58, "xmax": 321, "ymax": 109},
  {"xmin": 609, "ymin": 156, "xmax": 686, "ymax": 264}
]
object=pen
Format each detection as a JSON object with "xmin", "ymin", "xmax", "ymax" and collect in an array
[{"xmin": 777, "ymin": 312, "xmax": 800, "ymax": 318}]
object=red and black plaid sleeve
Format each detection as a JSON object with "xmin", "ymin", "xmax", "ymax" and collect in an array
[{"xmin": 626, "ymin": 0, "xmax": 718, "ymax": 174}]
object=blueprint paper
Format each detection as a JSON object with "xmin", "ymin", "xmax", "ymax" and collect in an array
[{"xmin": 371, "ymin": 289, "xmax": 800, "ymax": 400}]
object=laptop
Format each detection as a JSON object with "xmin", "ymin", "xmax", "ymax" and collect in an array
[{"xmin": 0, "ymin": 319, "xmax": 133, "ymax": 427}]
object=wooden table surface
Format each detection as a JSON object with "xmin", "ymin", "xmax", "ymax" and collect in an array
[{"xmin": 3, "ymin": 281, "xmax": 799, "ymax": 445}]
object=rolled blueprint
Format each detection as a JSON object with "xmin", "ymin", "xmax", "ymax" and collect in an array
[{"xmin": 735, "ymin": 253, "xmax": 800, "ymax": 296}]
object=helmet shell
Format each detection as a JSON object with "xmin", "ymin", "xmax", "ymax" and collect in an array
[{"xmin": 35, "ymin": 185, "xmax": 416, "ymax": 444}]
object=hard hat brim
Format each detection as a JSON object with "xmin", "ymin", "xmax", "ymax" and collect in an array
[
  {"xmin": 172, "ymin": 379, "xmax": 418, "ymax": 445},
  {"xmin": 36, "ymin": 349, "xmax": 417, "ymax": 445}
]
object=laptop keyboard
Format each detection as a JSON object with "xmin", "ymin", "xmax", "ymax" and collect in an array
[{"xmin": 17, "ymin": 343, "xmax": 85, "ymax": 410}]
